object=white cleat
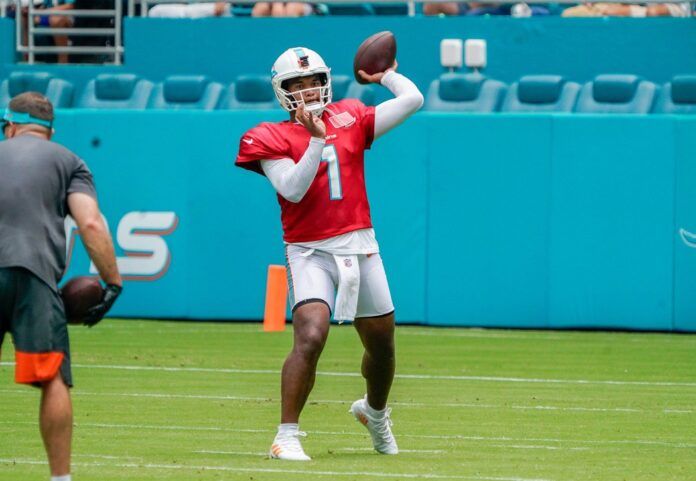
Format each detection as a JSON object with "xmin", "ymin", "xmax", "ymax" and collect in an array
[
  {"xmin": 269, "ymin": 429, "xmax": 311, "ymax": 461},
  {"xmin": 350, "ymin": 396, "xmax": 399, "ymax": 455}
]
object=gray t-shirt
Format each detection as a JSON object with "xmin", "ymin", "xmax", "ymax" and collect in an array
[{"xmin": 0, "ymin": 134, "xmax": 97, "ymax": 292}]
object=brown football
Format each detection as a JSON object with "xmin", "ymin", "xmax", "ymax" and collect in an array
[
  {"xmin": 61, "ymin": 276, "xmax": 104, "ymax": 324},
  {"xmin": 353, "ymin": 31, "xmax": 397, "ymax": 84}
]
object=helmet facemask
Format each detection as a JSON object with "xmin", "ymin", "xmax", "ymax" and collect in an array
[{"xmin": 278, "ymin": 73, "xmax": 332, "ymax": 115}]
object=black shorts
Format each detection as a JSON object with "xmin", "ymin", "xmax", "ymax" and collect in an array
[{"xmin": 0, "ymin": 267, "xmax": 72, "ymax": 387}]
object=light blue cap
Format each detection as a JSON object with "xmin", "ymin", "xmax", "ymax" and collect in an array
[{"xmin": 2, "ymin": 108, "xmax": 53, "ymax": 128}]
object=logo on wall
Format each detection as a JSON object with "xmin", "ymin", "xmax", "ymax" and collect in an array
[
  {"xmin": 680, "ymin": 228, "xmax": 696, "ymax": 249},
  {"xmin": 65, "ymin": 211, "xmax": 179, "ymax": 281}
]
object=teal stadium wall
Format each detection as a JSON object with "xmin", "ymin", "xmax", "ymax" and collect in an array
[
  {"xmin": 2, "ymin": 17, "xmax": 696, "ymax": 92},
  {"xmin": 34, "ymin": 111, "xmax": 696, "ymax": 332}
]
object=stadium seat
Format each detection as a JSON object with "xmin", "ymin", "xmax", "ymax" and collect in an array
[
  {"xmin": 653, "ymin": 75, "xmax": 696, "ymax": 114},
  {"xmin": 230, "ymin": 3, "xmax": 254, "ymax": 16},
  {"xmin": 78, "ymin": 74, "xmax": 153, "ymax": 109},
  {"xmin": 502, "ymin": 75, "xmax": 580, "ymax": 112},
  {"xmin": 148, "ymin": 75, "xmax": 223, "ymax": 110},
  {"xmin": 219, "ymin": 75, "xmax": 278, "ymax": 110},
  {"xmin": 423, "ymin": 73, "xmax": 506, "ymax": 112},
  {"xmin": 0, "ymin": 72, "xmax": 74, "ymax": 108},
  {"xmin": 575, "ymin": 74, "xmax": 657, "ymax": 114},
  {"xmin": 372, "ymin": 3, "xmax": 409, "ymax": 15},
  {"xmin": 324, "ymin": 3, "xmax": 374, "ymax": 15},
  {"xmin": 331, "ymin": 75, "xmax": 375, "ymax": 105}
]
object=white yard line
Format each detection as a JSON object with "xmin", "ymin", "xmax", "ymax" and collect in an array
[
  {"xmin": 72, "ymin": 454, "xmax": 143, "ymax": 461},
  {"xmin": 2, "ymin": 361, "xmax": 693, "ymax": 387},
  {"xmin": 0, "ymin": 458, "xmax": 553, "ymax": 481},
  {"xmin": 398, "ymin": 330, "xmax": 696, "ymax": 345},
  {"xmin": 2, "ymin": 420, "xmax": 694, "ymax": 449},
  {"xmin": 488, "ymin": 444, "xmax": 590, "ymax": 451},
  {"xmin": 0, "ymin": 388, "xmax": 691, "ymax": 415},
  {"xmin": 335, "ymin": 447, "xmax": 447, "ymax": 453},
  {"xmin": 194, "ymin": 448, "xmax": 446, "ymax": 455},
  {"xmin": 194, "ymin": 450, "xmax": 267, "ymax": 457},
  {"xmin": 397, "ymin": 331, "xmax": 569, "ymax": 341}
]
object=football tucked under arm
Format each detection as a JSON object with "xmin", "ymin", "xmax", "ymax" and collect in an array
[
  {"xmin": 374, "ymin": 71, "xmax": 424, "ymax": 139},
  {"xmin": 261, "ymin": 137, "xmax": 326, "ymax": 203}
]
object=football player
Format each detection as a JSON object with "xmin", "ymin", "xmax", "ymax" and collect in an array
[{"xmin": 236, "ymin": 47, "xmax": 423, "ymax": 461}]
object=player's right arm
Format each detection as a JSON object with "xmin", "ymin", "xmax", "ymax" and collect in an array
[
  {"xmin": 358, "ymin": 61, "xmax": 424, "ymax": 139},
  {"xmin": 67, "ymin": 192, "xmax": 122, "ymax": 288},
  {"xmin": 238, "ymin": 104, "xmax": 327, "ymax": 203}
]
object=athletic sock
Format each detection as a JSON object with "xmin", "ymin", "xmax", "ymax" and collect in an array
[
  {"xmin": 365, "ymin": 399, "xmax": 387, "ymax": 418},
  {"xmin": 51, "ymin": 475, "xmax": 71, "ymax": 481},
  {"xmin": 278, "ymin": 423, "xmax": 299, "ymax": 434}
]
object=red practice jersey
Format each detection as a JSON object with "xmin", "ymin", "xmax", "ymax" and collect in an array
[{"xmin": 236, "ymin": 99, "xmax": 376, "ymax": 243}]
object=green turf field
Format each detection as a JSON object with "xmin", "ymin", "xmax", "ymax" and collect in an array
[{"xmin": 1, "ymin": 320, "xmax": 695, "ymax": 481}]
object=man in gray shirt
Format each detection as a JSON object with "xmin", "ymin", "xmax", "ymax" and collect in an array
[{"xmin": 0, "ymin": 92, "xmax": 122, "ymax": 481}]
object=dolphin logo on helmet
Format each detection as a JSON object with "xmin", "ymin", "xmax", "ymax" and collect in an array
[{"xmin": 271, "ymin": 47, "xmax": 332, "ymax": 115}]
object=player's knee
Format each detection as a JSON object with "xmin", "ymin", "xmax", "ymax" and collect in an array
[
  {"xmin": 295, "ymin": 327, "xmax": 328, "ymax": 359},
  {"xmin": 371, "ymin": 338, "xmax": 395, "ymax": 360},
  {"xmin": 364, "ymin": 328, "xmax": 395, "ymax": 357}
]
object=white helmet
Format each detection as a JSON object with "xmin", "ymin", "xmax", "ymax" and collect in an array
[{"xmin": 271, "ymin": 47, "xmax": 332, "ymax": 115}]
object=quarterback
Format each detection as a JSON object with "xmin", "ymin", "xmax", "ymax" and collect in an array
[{"xmin": 236, "ymin": 47, "xmax": 423, "ymax": 460}]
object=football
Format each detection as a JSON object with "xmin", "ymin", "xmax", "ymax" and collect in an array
[
  {"xmin": 61, "ymin": 276, "xmax": 104, "ymax": 324},
  {"xmin": 353, "ymin": 31, "xmax": 397, "ymax": 84}
]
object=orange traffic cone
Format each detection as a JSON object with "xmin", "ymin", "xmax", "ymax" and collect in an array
[{"xmin": 263, "ymin": 265, "xmax": 288, "ymax": 332}]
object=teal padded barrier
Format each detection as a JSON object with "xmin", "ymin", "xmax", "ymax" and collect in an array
[
  {"xmin": 674, "ymin": 117, "xmax": 696, "ymax": 331},
  {"xmin": 549, "ymin": 117, "xmax": 675, "ymax": 330},
  {"xmin": 426, "ymin": 115, "xmax": 551, "ymax": 327},
  {"xmin": 366, "ymin": 118, "xmax": 429, "ymax": 322},
  {"xmin": 6, "ymin": 110, "xmax": 693, "ymax": 331}
]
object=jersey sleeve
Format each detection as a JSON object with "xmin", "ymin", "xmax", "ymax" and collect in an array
[
  {"xmin": 235, "ymin": 124, "xmax": 290, "ymax": 175},
  {"xmin": 67, "ymin": 157, "xmax": 97, "ymax": 199}
]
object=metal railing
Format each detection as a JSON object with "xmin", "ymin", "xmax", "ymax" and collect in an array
[
  {"xmin": 0, "ymin": 0, "xmax": 692, "ymax": 64},
  {"xmin": 2, "ymin": 0, "xmax": 123, "ymax": 64},
  {"xmin": 129, "ymin": 0, "xmax": 695, "ymax": 18}
]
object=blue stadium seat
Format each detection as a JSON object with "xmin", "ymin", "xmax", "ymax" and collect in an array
[
  {"xmin": 423, "ymin": 73, "xmax": 506, "ymax": 112},
  {"xmin": 653, "ymin": 75, "xmax": 696, "ymax": 114},
  {"xmin": 148, "ymin": 75, "xmax": 223, "ymax": 110},
  {"xmin": 331, "ymin": 75, "xmax": 375, "ymax": 105},
  {"xmin": 575, "ymin": 74, "xmax": 657, "ymax": 114},
  {"xmin": 0, "ymin": 72, "xmax": 74, "ymax": 108},
  {"xmin": 372, "ymin": 3, "xmax": 409, "ymax": 15},
  {"xmin": 78, "ymin": 74, "xmax": 153, "ymax": 109},
  {"xmin": 502, "ymin": 75, "xmax": 580, "ymax": 112},
  {"xmin": 324, "ymin": 3, "xmax": 374, "ymax": 15},
  {"xmin": 230, "ymin": 3, "xmax": 254, "ymax": 16},
  {"xmin": 219, "ymin": 75, "xmax": 278, "ymax": 110}
]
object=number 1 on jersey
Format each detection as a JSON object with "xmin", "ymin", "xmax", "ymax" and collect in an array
[{"xmin": 321, "ymin": 145, "xmax": 343, "ymax": 200}]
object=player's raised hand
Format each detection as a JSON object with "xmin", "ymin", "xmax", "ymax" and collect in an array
[
  {"xmin": 358, "ymin": 60, "xmax": 398, "ymax": 84},
  {"xmin": 295, "ymin": 102, "xmax": 326, "ymax": 139}
]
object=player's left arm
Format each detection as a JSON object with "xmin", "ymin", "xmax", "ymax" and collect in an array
[{"xmin": 358, "ymin": 61, "xmax": 424, "ymax": 139}]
